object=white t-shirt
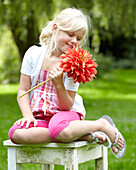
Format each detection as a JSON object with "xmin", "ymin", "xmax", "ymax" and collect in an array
[{"xmin": 21, "ymin": 45, "xmax": 86, "ymax": 119}]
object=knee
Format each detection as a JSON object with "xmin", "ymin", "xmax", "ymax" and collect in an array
[
  {"xmin": 8, "ymin": 124, "xmax": 23, "ymax": 144},
  {"xmin": 56, "ymin": 128, "xmax": 73, "ymax": 142},
  {"xmin": 49, "ymin": 125, "xmax": 73, "ymax": 142},
  {"xmin": 49, "ymin": 117, "xmax": 73, "ymax": 142},
  {"xmin": 49, "ymin": 122, "xmax": 73, "ymax": 142},
  {"xmin": 11, "ymin": 129, "xmax": 24, "ymax": 144}
]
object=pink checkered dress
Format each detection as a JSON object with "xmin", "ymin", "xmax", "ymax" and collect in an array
[{"xmin": 30, "ymin": 69, "xmax": 60, "ymax": 118}]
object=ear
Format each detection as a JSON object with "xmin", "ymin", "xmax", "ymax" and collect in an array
[{"xmin": 52, "ymin": 24, "xmax": 58, "ymax": 31}]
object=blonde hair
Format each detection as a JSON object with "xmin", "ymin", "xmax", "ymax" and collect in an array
[{"xmin": 39, "ymin": 8, "xmax": 91, "ymax": 49}]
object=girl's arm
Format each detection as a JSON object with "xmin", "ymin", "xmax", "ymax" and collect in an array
[
  {"xmin": 55, "ymin": 83, "xmax": 76, "ymax": 111},
  {"xmin": 49, "ymin": 67, "xmax": 76, "ymax": 111},
  {"xmin": 16, "ymin": 73, "xmax": 37, "ymax": 128}
]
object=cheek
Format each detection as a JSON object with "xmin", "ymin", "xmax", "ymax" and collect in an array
[
  {"xmin": 59, "ymin": 37, "xmax": 70, "ymax": 46},
  {"xmin": 61, "ymin": 32, "xmax": 71, "ymax": 42}
]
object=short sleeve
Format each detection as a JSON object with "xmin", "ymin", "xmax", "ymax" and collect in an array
[
  {"xmin": 64, "ymin": 76, "xmax": 79, "ymax": 92},
  {"xmin": 20, "ymin": 46, "xmax": 36, "ymax": 76}
]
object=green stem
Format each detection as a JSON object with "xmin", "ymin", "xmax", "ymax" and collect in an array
[{"xmin": 19, "ymin": 78, "xmax": 50, "ymax": 98}]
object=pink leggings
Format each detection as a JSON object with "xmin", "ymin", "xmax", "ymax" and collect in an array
[{"xmin": 8, "ymin": 111, "xmax": 80, "ymax": 143}]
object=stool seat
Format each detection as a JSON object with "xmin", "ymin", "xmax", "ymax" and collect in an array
[{"xmin": 3, "ymin": 139, "xmax": 108, "ymax": 170}]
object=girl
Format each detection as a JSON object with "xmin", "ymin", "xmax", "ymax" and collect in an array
[{"xmin": 9, "ymin": 8, "xmax": 126, "ymax": 158}]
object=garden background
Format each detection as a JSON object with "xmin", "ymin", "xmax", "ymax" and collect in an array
[{"xmin": 0, "ymin": 0, "xmax": 136, "ymax": 169}]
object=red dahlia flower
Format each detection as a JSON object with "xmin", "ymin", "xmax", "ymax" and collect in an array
[
  {"xmin": 19, "ymin": 47, "xmax": 98, "ymax": 98},
  {"xmin": 59, "ymin": 47, "xmax": 98, "ymax": 84}
]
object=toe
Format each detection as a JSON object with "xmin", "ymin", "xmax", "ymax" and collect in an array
[
  {"xmin": 93, "ymin": 132, "xmax": 106, "ymax": 143},
  {"xmin": 111, "ymin": 146, "xmax": 118, "ymax": 154},
  {"xmin": 117, "ymin": 134, "xmax": 124, "ymax": 150},
  {"xmin": 117, "ymin": 141, "xmax": 124, "ymax": 150}
]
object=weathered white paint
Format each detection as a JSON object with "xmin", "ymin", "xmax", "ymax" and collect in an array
[
  {"xmin": 95, "ymin": 146, "xmax": 108, "ymax": 170},
  {"xmin": 42, "ymin": 164, "xmax": 54, "ymax": 170},
  {"xmin": 8, "ymin": 147, "xmax": 21, "ymax": 170},
  {"xmin": 3, "ymin": 140, "xmax": 108, "ymax": 170}
]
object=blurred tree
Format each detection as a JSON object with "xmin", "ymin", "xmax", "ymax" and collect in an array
[
  {"xmin": 0, "ymin": 0, "xmax": 54, "ymax": 61},
  {"xmin": 68, "ymin": 0, "xmax": 136, "ymax": 53},
  {"xmin": 0, "ymin": 0, "xmax": 136, "ymax": 60},
  {"xmin": 0, "ymin": 0, "xmax": 136, "ymax": 83},
  {"xmin": 0, "ymin": 26, "xmax": 20, "ymax": 83}
]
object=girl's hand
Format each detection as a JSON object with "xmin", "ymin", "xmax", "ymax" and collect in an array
[
  {"xmin": 14, "ymin": 116, "xmax": 38, "ymax": 128},
  {"xmin": 49, "ymin": 67, "xmax": 63, "ymax": 86}
]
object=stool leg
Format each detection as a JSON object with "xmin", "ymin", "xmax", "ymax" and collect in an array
[
  {"xmin": 65, "ymin": 163, "xmax": 78, "ymax": 170},
  {"xmin": 95, "ymin": 146, "xmax": 108, "ymax": 170},
  {"xmin": 8, "ymin": 147, "xmax": 21, "ymax": 170},
  {"xmin": 64, "ymin": 149, "xmax": 78, "ymax": 170},
  {"xmin": 42, "ymin": 164, "xmax": 54, "ymax": 170}
]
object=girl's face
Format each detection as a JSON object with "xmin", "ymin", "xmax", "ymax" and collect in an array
[{"xmin": 55, "ymin": 27, "xmax": 86, "ymax": 55}]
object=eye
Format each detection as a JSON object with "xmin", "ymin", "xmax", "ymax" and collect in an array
[
  {"xmin": 67, "ymin": 32, "xmax": 73, "ymax": 37},
  {"xmin": 77, "ymin": 37, "xmax": 82, "ymax": 41}
]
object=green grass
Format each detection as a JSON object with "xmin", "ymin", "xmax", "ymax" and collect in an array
[{"xmin": 1, "ymin": 69, "xmax": 136, "ymax": 170}]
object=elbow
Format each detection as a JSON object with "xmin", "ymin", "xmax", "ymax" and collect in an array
[
  {"xmin": 59, "ymin": 108, "xmax": 72, "ymax": 111},
  {"xmin": 59, "ymin": 102, "xmax": 74, "ymax": 111}
]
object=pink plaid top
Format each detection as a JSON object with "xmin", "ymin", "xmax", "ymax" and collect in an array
[{"xmin": 30, "ymin": 69, "xmax": 60, "ymax": 118}]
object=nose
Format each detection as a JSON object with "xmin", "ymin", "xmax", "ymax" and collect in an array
[
  {"xmin": 71, "ymin": 36, "xmax": 77, "ymax": 43},
  {"xmin": 71, "ymin": 37, "xmax": 79, "ymax": 47}
]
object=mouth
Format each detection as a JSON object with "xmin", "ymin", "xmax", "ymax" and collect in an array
[{"xmin": 66, "ymin": 43, "xmax": 74, "ymax": 49}]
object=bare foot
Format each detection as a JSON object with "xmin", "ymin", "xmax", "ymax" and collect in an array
[
  {"xmin": 90, "ymin": 131, "xmax": 107, "ymax": 144},
  {"xmin": 100, "ymin": 117, "xmax": 124, "ymax": 154},
  {"xmin": 111, "ymin": 132, "xmax": 124, "ymax": 153}
]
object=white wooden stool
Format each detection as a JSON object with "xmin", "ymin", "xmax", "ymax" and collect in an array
[{"xmin": 3, "ymin": 140, "xmax": 108, "ymax": 170}]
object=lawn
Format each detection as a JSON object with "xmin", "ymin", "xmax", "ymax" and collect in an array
[{"xmin": 0, "ymin": 69, "xmax": 136, "ymax": 170}]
